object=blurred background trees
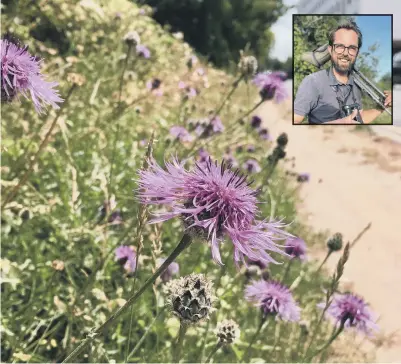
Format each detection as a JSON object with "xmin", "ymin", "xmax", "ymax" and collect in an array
[{"xmin": 134, "ymin": 0, "xmax": 292, "ymax": 74}]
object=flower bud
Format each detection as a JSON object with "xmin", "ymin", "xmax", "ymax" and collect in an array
[
  {"xmin": 216, "ymin": 319, "xmax": 240, "ymax": 344},
  {"xmin": 327, "ymin": 233, "xmax": 343, "ymax": 252}
]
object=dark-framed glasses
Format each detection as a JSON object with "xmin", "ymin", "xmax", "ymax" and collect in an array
[{"xmin": 333, "ymin": 44, "xmax": 359, "ymax": 56}]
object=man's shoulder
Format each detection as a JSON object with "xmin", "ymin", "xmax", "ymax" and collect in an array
[{"xmin": 302, "ymin": 69, "xmax": 327, "ymax": 83}]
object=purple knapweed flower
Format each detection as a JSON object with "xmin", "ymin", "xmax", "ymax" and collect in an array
[
  {"xmin": 285, "ymin": 237, "xmax": 307, "ymax": 261},
  {"xmin": 297, "ymin": 173, "xmax": 310, "ymax": 183},
  {"xmin": 158, "ymin": 258, "xmax": 180, "ymax": 282},
  {"xmin": 245, "ymin": 280, "xmax": 301, "ymax": 321},
  {"xmin": 223, "ymin": 154, "xmax": 239, "ymax": 168},
  {"xmin": 169, "ymin": 126, "xmax": 194, "ymax": 143},
  {"xmin": 146, "ymin": 78, "xmax": 161, "ymax": 90},
  {"xmin": 1, "ymin": 39, "xmax": 63, "ymax": 113},
  {"xmin": 196, "ymin": 67, "xmax": 205, "ymax": 76},
  {"xmin": 253, "ymin": 71, "xmax": 288, "ymax": 103},
  {"xmin": 243, "ymin": 159, "xmax": 261, "ymax": 174},
  {"xmin": 178, "ymin": 81, "xmax": 186, "ymax": 89},
  {"xmin": 250, "ymin": 115, "xmax": 262, "ymax": 129},
  {"xmin": 197, "ymin": 148, "xmax": 210, "ymax": 164},
  {"xmin": 115, "ymin": 245, "xmax": 137, "ymax": 273},
  {"xmin": 246, "ymin": 145, "xmax": 256, "ymax": 153},
  {"xmin": 137, "ymin": 157, "xmax": 293, "ymax": 266},
  {"xmin": 319, "ymin": 293, "xmax": 379, "ymax": 335},
  {"xmin": 259, "ymin": 128, "xmax": 271, "ymax": 141},
  {"xmin": 136, "ymin": 44, "xmax": 151, "ymax": 59},
  {"xmin": 210, "ymin": 116, "xmax": 224, "ymax": 133},
  {"xmin": 186, "ymin": 87, "xmax": 198, "ymax": 98}
]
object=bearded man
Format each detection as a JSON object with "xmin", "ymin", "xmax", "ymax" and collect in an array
[{"xmin": 294, "ymin": 21, "xmax": 392, "ymax": 124}]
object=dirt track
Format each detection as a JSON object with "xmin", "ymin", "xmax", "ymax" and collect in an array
[{"xmin": 259, "ymin": 99, "xmax": 401, "ymax": 362}]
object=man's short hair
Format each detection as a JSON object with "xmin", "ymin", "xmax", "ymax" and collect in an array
[{"xmin": 328, "ymin": 20, "xmax": 363, "ymax": 49}]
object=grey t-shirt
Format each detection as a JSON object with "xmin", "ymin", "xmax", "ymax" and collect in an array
[{"xmin": 294, "ymin": 67, "xmax": 363, "ymax": 124}]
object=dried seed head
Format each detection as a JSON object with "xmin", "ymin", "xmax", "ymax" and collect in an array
[
  {"xmin": 167, "ymin": 273, "xmax": 214, "ymax": 324},
  {"xmin": 327, "ymin": 233, "xmax": 343, "ymax": 252},
  {"xmin": 238, "ymin": 54, "xmax": 258, "ymax": 79},
  {"xmin": 216, "ymin": 319, "xmax": 240, "ymax": 344},
  {"xmin": 123, "ymin": 31, "xmax": 140, "ymax": 46}
]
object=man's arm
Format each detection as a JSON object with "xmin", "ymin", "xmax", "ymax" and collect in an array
[{"xmin": 358, "ymin": 90, "xmax": 391, "ymax": 124}]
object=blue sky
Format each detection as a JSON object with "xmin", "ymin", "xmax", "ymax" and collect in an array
[{"xmin": 354, "ymin": 16, "xmax": 392, "ymax": 79}]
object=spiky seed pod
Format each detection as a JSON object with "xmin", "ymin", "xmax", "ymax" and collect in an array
[
  {"xmin": 327, "ymin": 233, "xmax": 343, "ymax": 252},
  {"xmin": 168, "ymin": 274, "xmax": 214, "ymax": 324},
  {"xmin": 276, "ymin": 133, "xmax": 288, "ymax": 148},
  {"xmin": 123, "ymin": 31, "xmax": 140, "ymax": 46},
  {"xmin": 216, "ymin": 319, "xmax": 240, "ymax": 344},
  {"xmin": 238, "ymin": 54, "xmax": 258, "ymax": 79}
]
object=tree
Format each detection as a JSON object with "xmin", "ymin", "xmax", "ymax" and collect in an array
[{"xmin": 135, "ymin": 0, "xmax": 288, "ymax": 68}]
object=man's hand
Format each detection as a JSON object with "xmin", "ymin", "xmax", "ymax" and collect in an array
[
  {"xmin": 342, "ymin": 108, "xmax": 359, "ymax": 124},
  {"xmin": 384, "ymin": 90, "xmax": 392, "ymax": 107}
]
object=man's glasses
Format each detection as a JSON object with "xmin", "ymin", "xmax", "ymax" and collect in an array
[{"xmin": 333, "ymin": 44, "xmax": 359, "ymax": 56}]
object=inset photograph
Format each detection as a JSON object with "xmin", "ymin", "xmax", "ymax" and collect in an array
[{"xmin": 293, "ymin": 15, "xmax": 393, "ymax": 125}]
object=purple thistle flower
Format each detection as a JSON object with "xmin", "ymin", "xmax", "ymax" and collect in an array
[
  {"xmin": 243, "ymin": 159, "xmax": 261, "ymax": 174},
  {"xmin": 137, "ymin": 157, "xmax": 293, "ymax": 266},
  {"xmin": 1, "ymin": 39, "xmax": 63, "ymax": 113},
  {"xmin": 178, "ymin": 81, "xmax": 186, "ymax": 89},
  {"xmin": 253, "ymin": 71, "xmax": 288, "ymax": 103},
  {"xmin": 158, "ymin": 257, "xmax": 180, "ymax": 282},
  {"xmin": 285, "ymin": 237, "xmax": 307, "ymax": 261},
  {"xmin": 223, "ymin": 154, "xmax": 238, "ymax": 168},
  {"xmin": 319, "ymin": 293, "xmax": 379, "ymax": 335},
  {"xmin": 146, "ymin": 78, "xmax": 161, "ymax": 90},
  {"xmin": 115, "ymin": 245, "xmax": 137, "ymax": 273},
  {"xmin": 136, "ymin": 44, "xmax": 151, "ymax": 59},
  {"xmin": 246, "ymin": 145, "xmax": 256, "ymax": 153},
  {"xmin": 297, "ymin": 173, "xmax": 310, "ymax": 183},
  {"xmin": 186, "ymin": 87, "xmax": 198, "ymax": 98},
  {"xmin": 250, "ymin": 115, "xmax": 262, "ymax": 129},
  {"xmin": 197, "ymin": 148, "xmax": 210, "ymax": 164},
  {"xmin": 169, "ymin": 126, "xmax": 194, "ymax": 143},
  {"xmin": 259, "ymin": 128, "xmax": 271, "ymax": 141},
  {"xmin": 196, "ymin": 67, "xmax": 205, "ymax": 76},
  {"xmin": 210, "ymin": 116, "xmax": 224, "ymax": 133},
  {"xmin": 245, "ymin": 280, "xmax": 301, "ymax": 321}
]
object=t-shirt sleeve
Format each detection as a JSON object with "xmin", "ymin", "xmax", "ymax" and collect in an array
[
  {"xmin": 354, "ymin": 84, "xmax": 363, "ymax": 108},
  {"xmin": 294, "ymin": 76, "xmax": 319, "ymax": 116}
]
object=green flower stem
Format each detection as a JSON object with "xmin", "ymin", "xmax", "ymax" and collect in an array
[
  {"xmin": 211, "ymin": 74, "xmax": 244, "ymax": 120},
  {"xmin": 304, "ymin": 323, "xmax": 344, "ymax": 362},
  {"xmin": 117, "ymin": 44, "xmax": 132, "ymax": 104},
  {"xmin": 62, "ymin": 234, "xmax": 192, "ymax": 363},
  {"xmin": 281, "ymin": 258, "xmax": 294, "ymax": 284},
  {"xmin": 173, "ymin": 322, "xmax": 188, "ymax": 363},
  {"xmin": 350, "ymin": 222, "xmax": 372, "ymax": 248},
  {"xmin": 242, "ymin": 316, "xmax": 267, "ymax": 362},
  {"xmin": 126, "ymin": 307, "xmax": 166, "ymax": 361},
  {"xmin": 2, "ymin": 84, "xmax": 76, "ymax": 210},
  {"xmin": 316, "ymin": 250, "xmax": 333, "ymax": 275},
  {"xmin": 205, "ymin": 341, "xmax": 223, "ymax": 363}
]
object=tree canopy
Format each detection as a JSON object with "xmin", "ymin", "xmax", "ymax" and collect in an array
[{"xmin": 135, "ymin": 0, "xmax": 289, "ymax": 69}]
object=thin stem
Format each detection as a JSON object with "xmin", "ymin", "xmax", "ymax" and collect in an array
[
  {"xmin": 316, "ymin": 250, "xmax": 332, "ymax": 275},
  {"xmin": 2, "ymin": 85, "xmax": 76, "ymax": 209},
  {"xmin": 303, "ymin": 303, "xmax": 330, "ymax": 359},
  {"xmin": 242, "ymin": 316, "xmax": 267, "ymax": 362},
  {"xmin": 127, "ymin": 307, "xmax": 166, "ymax": 361},
  {"xmin": 305, "ymin": 323, "xmax": 344, "ymax": 362},
  {"xmin": 351, "ymin": 222, "xmax": 372, "ymax": 248},
  {"xmin": 173, "ymin": 323, "xmax": 188, "ymax": 363},
  {"xmin": 62, "ymin": 234, "xmax": 192, "ymax": 363},
  {"xmin": 118, "ymin": 45, "xmax": 132, "ymax": 104},
  {"xmin": 281, "ymin": 258, "xmax": 293, "ymax": 284},
  {"xmin": 205, "ymin": 341, "xmax": 223, "ymax": 363},
  {"xmin": 211, "ymin": 75, "xmax": 243, "ymax": 120}
]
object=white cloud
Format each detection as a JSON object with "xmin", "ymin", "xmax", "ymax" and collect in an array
[{"xmin": 270, "ymin": 0, "xmax": 299, "ymax": 62}]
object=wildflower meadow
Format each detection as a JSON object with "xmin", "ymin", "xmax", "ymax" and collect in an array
[{"xmin": 1, "ymin": 1, "xmax": 381, "ymax": 363}]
